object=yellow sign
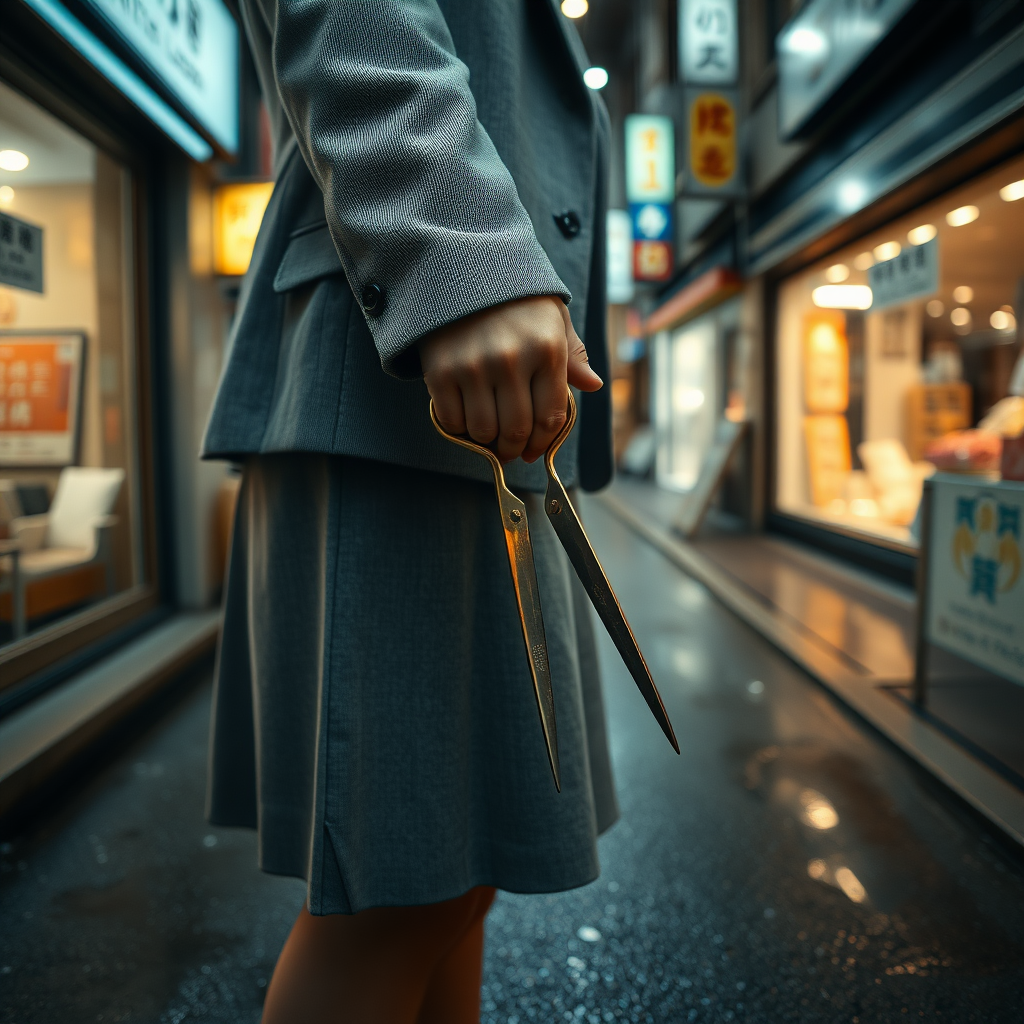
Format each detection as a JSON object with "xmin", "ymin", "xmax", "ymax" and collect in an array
[
  {"xmin": 213, "ymin": 181, "xmax": 274, "ymax": 276},
  {"xmin": 689, "ymin": 93, "xmax": 736, "ymax": 188}
]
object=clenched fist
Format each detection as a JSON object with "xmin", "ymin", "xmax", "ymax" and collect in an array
[{"xmin": 418, "ymin": 296, "xmax": 603, "ymax": 464}]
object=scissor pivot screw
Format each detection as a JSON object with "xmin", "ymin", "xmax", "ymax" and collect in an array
[
  {"xmin": 509, "ymin": 508, "xmax": 522, "ymax": 523},
  {"xmin": 548, "ymin": 499, "xmax": 561, "ymax": 515}
]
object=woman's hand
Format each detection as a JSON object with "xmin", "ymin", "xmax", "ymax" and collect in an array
[{"xmin": 418, "ymin": 296, "xmax": 603, "ymax": 464}]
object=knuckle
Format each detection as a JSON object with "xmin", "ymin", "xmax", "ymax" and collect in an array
[{"xmin": 539, "ymin": 409, "xmax": 566, "ymax": 432}]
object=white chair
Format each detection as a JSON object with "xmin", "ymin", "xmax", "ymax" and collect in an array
[{"xmin": 0, "ymin": 467, "xmax": 125, "ymax": 639}]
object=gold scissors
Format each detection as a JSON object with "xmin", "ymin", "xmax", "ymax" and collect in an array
[{"xmin": 430, "ymin": 388, "xmax": 679, "ymax": 791}]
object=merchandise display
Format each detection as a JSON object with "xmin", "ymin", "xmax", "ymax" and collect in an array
[{"xmin": 775, "ymin": 151, "xmax": 1024, "ymax": 547}]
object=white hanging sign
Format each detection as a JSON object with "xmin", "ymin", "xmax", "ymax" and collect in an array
[{"xmin": 679, "ymin": 0, "xmax": 738, "ymax": 86}]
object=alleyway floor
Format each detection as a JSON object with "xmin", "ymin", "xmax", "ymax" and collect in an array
[{"xmin": 2, "ymin": 497, "xmax": 1024, "ymax": 1023}]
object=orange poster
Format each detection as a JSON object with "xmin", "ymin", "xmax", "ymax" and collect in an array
[{"xmin": 0, "ymin": 333, "xmax": 84, "ymax": 466}]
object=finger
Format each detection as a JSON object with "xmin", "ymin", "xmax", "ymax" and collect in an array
[
  {"xmin": 426, "ymin": 378, "xmax": 467, "ymax": 436},
  {"xmin": 560, "ymin": 306, "xmax": 603, "ymax": 393},
  {"xmin": 461, "ymin": 375, "xmax": 499, "ymax": 445},
  {"xmin": 522, "ymin": 358, "xmax": 567, "ymax": 463},
  {"xmin": 494, "ymin": 377, "xmax": 534, "ymax": 463}
]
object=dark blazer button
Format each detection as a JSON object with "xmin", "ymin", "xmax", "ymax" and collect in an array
[
  {"xmin": 554, "ymin": 210, "xmax": 581, "ymax": 238},
  {"xmin": 362, "ymin": 283, "xmax": 384, "ymax": 313}
]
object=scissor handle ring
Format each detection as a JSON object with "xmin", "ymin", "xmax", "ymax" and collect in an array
[{"xmin": 429, "ymin": 386, "xmax": 576, "ymax": 471}]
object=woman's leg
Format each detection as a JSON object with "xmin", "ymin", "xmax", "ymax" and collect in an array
[
  {"xmin": 416, "ymin": 887, "xmax": 497, "ymax": 1024},
  {"xmin": 261, "ymin": 886, "xmax": 495, "ymax": 1024}
]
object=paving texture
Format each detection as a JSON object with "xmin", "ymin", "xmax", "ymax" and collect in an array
[{"xmin": 3, "ymin": 496, "xmax": 1024, "ymax": 1022}]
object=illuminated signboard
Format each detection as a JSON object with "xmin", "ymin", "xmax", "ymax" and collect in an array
[
  {"xmin": 777, "ymin": 0, "xmax": 917, "ymax": 139},
  {"xmin": 679, "ymin": 0, "xmax": 738, "ymax": 86},
  {"xmin": 214, "ymin": 182, "xmax": 274, "ymax": 276},
  {"xmin": 684, "ymin": 90, "xmax": 740, "ymax": 195},
  {"xmin": 80, "ymin": 0, "xmax": 239, "ymax": 154},
  {"xmin": 625, "ymin": 115, "xmax": 675, "ymax": 281}
]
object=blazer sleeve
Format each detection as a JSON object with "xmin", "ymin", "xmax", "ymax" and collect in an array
[{"xmin": 265, "ymin": 0, "xmax": 572, "ymax": 378}]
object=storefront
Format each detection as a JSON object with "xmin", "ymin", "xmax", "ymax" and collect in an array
[
  {"xmin": 611, "ymin": 0, "xmax": 1024, "ymax": 842},
  {"xmin": 773, "ymin": 153, "xmax": 1024, "ymax": 554},
  {"xmin": 0, "ymin": 0, "xmax": 253, "ymax": 813}
]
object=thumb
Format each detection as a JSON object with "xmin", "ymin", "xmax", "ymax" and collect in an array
[{"xmin": 560, "ymin": 305, "xmax": 603, "ymax": 393}]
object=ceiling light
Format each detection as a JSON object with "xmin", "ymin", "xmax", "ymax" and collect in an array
[
  {"xmin": 837, "ymin": 180, "xmax": 868, "ymax": 213},
  {"xmin": 926, "ymin": 299, "xmax": 944, "ymax": 317},
  {"xmin": 824, "ymin": 263, "xmax": 849, "ymax": 283},
  {"xmin": 783, "ymin": 27, "xmax": 828, "ymax": 56},
  {"xmin": 583, "ymin": 66, "xmax": 609, "ymax": 90},
  {"xmin": 0, "ymin": 150, "xmax": 29, "ymax": 172},
  {"xmin": 946, "ymin": 204, "xmax": 979, "ymax": 227},
  {"xmin": 950, "ymin": 307, "xmax": 971, "ymax": 327},
  {"xmin": 952, "ymin": 285, "xmax": 973, "ymax": 304},
  {"xmin": 907, "ymin": 223, "xmax": 936, "ymax": 245},
  {"xmin": 991, "ymin": 310, "xmax": 1016, "ymax": 332},
  {"xmin": 1000, "ymin": 179, "xmax": 1024, "ymax": 202},
  {"xmin": 560, "ymin": 0, "xmax": 588, "ymax": 16},
  {"xmin": 812, "ymin": 285, "xmax": 873, "ymax": 309},
  {"xmin": 0, "ymin": 185, "xmax": 13, "ymax": 205},
  {"xmin": 853, "ymin": 251, "xmax": 874, "ymax": 271},
  {"xmin": 873, "ymin": 240, "xmax": 901, "ymax": 261}
]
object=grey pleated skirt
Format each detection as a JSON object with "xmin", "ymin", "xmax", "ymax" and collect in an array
[{"xmin": 206, "ymin": 453, "xmax": 618, "ymax": 916}]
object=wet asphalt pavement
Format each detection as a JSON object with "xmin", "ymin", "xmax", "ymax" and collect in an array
[{"xmin": 3, "ymin": 496, "xmax": 1024, "ymax": 1023}]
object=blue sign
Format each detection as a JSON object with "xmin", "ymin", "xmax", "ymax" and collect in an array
[{"xmin": 630, "ymin": 202, "xmax": 674, "ymax": 242}]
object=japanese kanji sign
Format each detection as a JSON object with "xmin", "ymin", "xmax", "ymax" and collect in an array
[
  {"xmin": 679, "ymin": 0, "xmax": 738, "ymax": 86},
  {"xmin": 684, "ymin": 90, "xmax": 740, "ymax": 195},
  {"xmin": 0, "ymin": 212, "xmax": 43, "ymax": 294},
  {"xmin": 926, "ymin": 477, "xmax": 1024, "ymax": 686},
  {"xmin": 625, "ymin": 115, "xmax": 675, "ymax": 204},
  {"xmin": 0, "ymin": 333, "xmax": 85, "ymax": 466},
  {"xmin": 625, "ymin": 115, "xmax": 675, "ymax": 280},
  {"xmin": 867, "ymin": 237, "xmax": 939, "ymax": 311}
]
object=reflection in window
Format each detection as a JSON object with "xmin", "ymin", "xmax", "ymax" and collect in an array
[{"xmin": 0, "ymin": 79, "xmax": 143, "ymax": 648}]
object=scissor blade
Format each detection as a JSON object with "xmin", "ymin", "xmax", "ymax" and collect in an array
[
  {"xmin": 497, "ymin": 488, "xmax": 561, "ymax": 790},
  {"xmin": 545, "ymin": 481, "xmax": 679, "ymax": 754}
]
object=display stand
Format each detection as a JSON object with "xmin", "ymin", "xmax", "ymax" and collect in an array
[{"xmin": 672, "ymin": 418, "xmax": 748, "ymax": 538}]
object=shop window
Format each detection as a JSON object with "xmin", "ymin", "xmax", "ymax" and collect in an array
[
  {"xmin": 654, "ymin": 311, "xmax": 725, "ymax": 492},
  {"xmin": 0, "ymin": 79, "xmax": 147, "ymax": 657},
  {"xmin": 775, "ymin": 152, "xmax": 1024, "ymax": 548}
]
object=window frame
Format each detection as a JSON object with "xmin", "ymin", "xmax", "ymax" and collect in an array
[{"xmin": 0, "ymin": 40, "xmax": 166, "ymax": 700}]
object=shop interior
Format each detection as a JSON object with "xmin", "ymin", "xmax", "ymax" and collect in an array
[
  {"xmin": 0, "ymin": 79, "xmax": 143, "ymax": 646},
  {"xmin": 775, "ymin": 153, "xmax": 1024, "ymax": 547}
]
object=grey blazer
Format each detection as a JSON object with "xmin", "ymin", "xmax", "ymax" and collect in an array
[{"xmin": 201, "ymin": 0, "xmax": 612, "ymax": 493}]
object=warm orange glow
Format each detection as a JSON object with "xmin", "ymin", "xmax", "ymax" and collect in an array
[{"xmin": 213, "ymin": 181, "xmax": 274, "ymax": 277}]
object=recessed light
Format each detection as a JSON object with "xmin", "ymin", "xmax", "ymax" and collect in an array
[
  {"xmin": 1000, "ymin": 179, "xmax": 1024, "ymax": 202},
  {"xmin": 583, "ymin": 66, "xmax": 608, "ymax": 90},
  {"xmin": 907, "ymin": 223, "xmax": 936, "ymax": 245},
  {"xmin": 561, "ymin": 0, "xmax": 588, "ymax": 16},
  {"xmin": 838, "ymin": 180, "xmax": 868, "ymax": 213},
  {"xmin": 952, "ymin": 285, "xmax": 973, "ymax": 304},
  {"xmin": 946, "ymin": 205, "xmax": 979, "ymax": 227},
  {"xmin": 824, "ymin": 263, "xmax": 849, "ymax": 283},
  {"xmin": 812, "ymin": 285, "xmax": 873, "ymax": 310},
  {"xmin": 0, "ymin": 185, "xmax": 13, "ymax": 205},
  {"xmin": 873, "ymin": 241, "xmax": 901, "ymax": 261},
  {"xmin": 991, "ymin": 310, "xmax": 1013, "ymax": 331},
  {"xmin": 950, "ymin": 307, "xmax": 971, "ymax": 327},
  {"xmin": 0, "ymin": 150, "xmax": 29, "ymax": 172},
  {"xmin": 853, "ymin": 251, "xmax": 875, "ymax": 271},
  {"xmin": 926, "ymin": 299, "xmax": 944, "ymax": 317}
]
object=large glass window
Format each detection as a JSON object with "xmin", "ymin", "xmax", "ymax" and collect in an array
[
  {"xmin": 0, "ymin": 79, "xmax": 147, "ymax": 659},
  {"xmin": 775, "ymin": 152, "xmax": 1024, "ymax": 547}
]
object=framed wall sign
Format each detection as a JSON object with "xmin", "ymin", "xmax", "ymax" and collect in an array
[{"xmin": 0, "ymin": 332, "xmax": 85, "ymax": 466}]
